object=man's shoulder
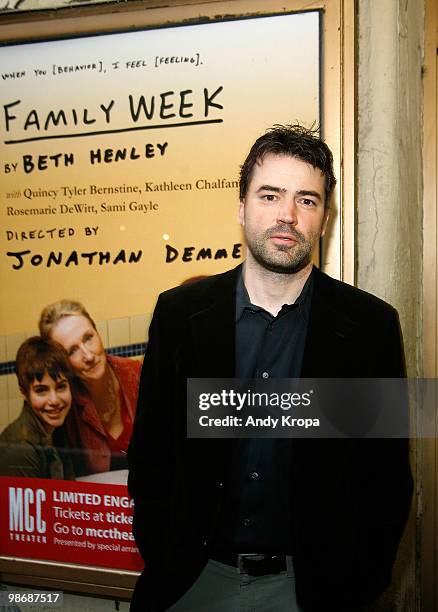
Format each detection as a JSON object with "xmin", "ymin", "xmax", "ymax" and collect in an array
[
  {"xmin": 156, "ymin": 264, "xmax": 241, "ymax": 313},
  {"xmin": 314, "ymin": 267, "xmax": 399, "ymax": 319},
  {"xmin": 151, "ymin": 263, "xmax": 399, "ymax": 324}
]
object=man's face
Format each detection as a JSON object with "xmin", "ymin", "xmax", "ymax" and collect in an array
[{"xmin": 239, "ymin": 154, "xmax": 328, "ymax": 274}]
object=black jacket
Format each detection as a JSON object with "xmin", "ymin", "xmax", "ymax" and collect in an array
[{"xmin": 128, "ymin": 265, "xmax": 413, "ymax": 611}]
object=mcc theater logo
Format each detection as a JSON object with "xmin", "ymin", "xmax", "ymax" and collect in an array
[{"xmin": 8, "ymin": 485, "xmax": 47, "ymax": 543}]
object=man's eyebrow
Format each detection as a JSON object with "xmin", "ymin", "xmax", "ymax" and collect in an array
[
  {"xmin": 296, "ymin": 189, "xmax": 322, "ymax": 201},
  {"xmin": 256, "ymin": 184, "xmax": 287, "ymax": 193}
]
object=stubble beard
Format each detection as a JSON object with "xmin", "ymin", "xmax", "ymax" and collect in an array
[{"xmin": 246, "ymin": 226, "xmax": 319, "ymax": 274}]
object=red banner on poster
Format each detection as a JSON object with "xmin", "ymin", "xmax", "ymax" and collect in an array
[{"xmin": 0, "ymin": 476, "xmax": 143, "ymax": 571}]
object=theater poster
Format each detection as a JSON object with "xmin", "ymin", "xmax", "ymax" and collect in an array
[{"xmin": 0, "ymin": 11, "xmax": 320, "ymax": 575}]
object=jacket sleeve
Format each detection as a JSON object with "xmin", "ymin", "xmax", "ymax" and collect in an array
[
  {"xmin": 0, "ymin": 441, "xmax": 47, "ymax": 478},
  {"xmin": 353, "ymin": 307, "xmax": 413, "ymax": 602},
  {"xmin": 128, "ymin": 295, "xmax": 178, "ymax": 562},
  {"xmin": 294, "ymin": 305, "xmax": 414, "ymax": 609}
]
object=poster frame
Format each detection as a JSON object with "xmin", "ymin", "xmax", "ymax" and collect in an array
[{"xmin": 0, "ymin": 0, "xmax": 355, "ymax": 599}]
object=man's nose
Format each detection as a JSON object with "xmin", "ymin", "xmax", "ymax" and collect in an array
[{"xmin": 277, "ymin": 199, "xmax": 298, "ymax": 225}]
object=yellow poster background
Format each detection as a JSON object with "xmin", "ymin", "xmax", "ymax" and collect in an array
[{"xmin": 0, "ymin": 12, "xmax": 320, "ymax": 336}]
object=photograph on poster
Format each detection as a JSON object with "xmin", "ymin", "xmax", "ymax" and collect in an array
[{"xmin": 0, "ymin": 10, "xmax": 320, "ymax": 572}]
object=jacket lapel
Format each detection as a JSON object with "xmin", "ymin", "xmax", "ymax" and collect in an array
[
  {"xmin": 185, "ymin": 266, "xmax": 240, "ymax": 478},
  {"xmin": 188, "ymin": 266, "xmax": 240, "ymax": 379},
  {"xmin": 301, "ymin": 267, "xmax": 358, "ymax": 378},
  {"xmin": 295, "ymin": 268, "xmax": 358, "ymax": 483},
  {"xmin": 187, "ymin": 264, "xmax": 358, "ymax": 379}
]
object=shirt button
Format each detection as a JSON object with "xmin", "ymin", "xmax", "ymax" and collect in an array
[
  {"xmin": 250, "ymin": 471, "xmax": 259, "ymax": 480},
  {"xmin": 262, "ymin": 372, "xmax": 269, "ymax": 379},
  {"xmin": 242, "ymin": 518, "xmax": 251, "ymax": 527}
]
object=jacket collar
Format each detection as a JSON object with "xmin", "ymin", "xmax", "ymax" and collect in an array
[
  {"xmin": 300, "ymin": 267, "xmax": 358, "ymax": 377},
  {"xmin": 187, "ymin": 263, "xmax": 358, "ymax": 378}
]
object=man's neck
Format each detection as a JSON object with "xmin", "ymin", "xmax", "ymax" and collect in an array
[{"xmin": 242, "ymin": 257, "xmax": 313, "ymax": 316}]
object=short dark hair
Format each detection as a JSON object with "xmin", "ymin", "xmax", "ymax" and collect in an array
[
  {"xmin": 15, "ymin": 336, "xmax": 73, "ymax": 395},
  {"xmin": 239, "ymin": 124, "xmax": 336, "ymax": 206}
]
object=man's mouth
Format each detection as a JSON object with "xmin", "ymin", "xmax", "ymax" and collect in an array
[
  {"xmin": 267, "ymin": 227, "xmax": 303, "ymax": 244},
  {"xmin": 269, "ymin": 234, "xmax": 300, "ymax": 246},
  {"xmin": 271, "ymin": 235, "xmax": 297, "ymax": 242}
]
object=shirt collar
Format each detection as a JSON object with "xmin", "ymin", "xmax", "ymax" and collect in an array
[{"xmin": 235, "ymin": 265, "xmax": 314, "ymax": 322}]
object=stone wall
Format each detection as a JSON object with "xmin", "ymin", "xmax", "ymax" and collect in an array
[{"xmin": 357, "ymin": 1, "xmax": 423, "ymax": 610}]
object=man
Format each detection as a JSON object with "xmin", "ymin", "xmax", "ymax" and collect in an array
[{"xmin": 128, "ymin": 125, "xmax": 413, "ymax": 611}]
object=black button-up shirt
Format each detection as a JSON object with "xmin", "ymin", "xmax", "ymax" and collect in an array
[{"xmin": 212, "ymin": 268, "xmax": 314, "ymax": 553}]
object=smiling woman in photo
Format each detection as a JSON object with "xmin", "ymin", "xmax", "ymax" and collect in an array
[
  {"xmin": 39, "ymin": 300, "xmax": 141, "ymax": 477},
  {"xmin": 0, "ymin": 336, "xmax": 75, "ymax": 480}
]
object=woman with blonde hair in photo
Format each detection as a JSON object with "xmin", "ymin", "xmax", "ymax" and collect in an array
[{"xmin": 39, "ymin": 299, "xmax": 141, "ymax": 477}]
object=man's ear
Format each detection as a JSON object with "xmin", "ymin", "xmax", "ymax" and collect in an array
[
  {"xmin": 238, "ymin": 200, "xmax": 245, "ymax": 226},
  {"xmin": 321, "ymin": 208, "xmax": 330, "ymax": 237}
]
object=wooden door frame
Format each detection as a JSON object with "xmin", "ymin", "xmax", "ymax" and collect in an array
[{"xmin": 422, "ymin": 0, "xmax": 437, "ymax": 609}]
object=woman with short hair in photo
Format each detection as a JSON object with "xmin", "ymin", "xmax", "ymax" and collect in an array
[{"xmin": 0, "ymin": 336, "xmax": 75, "ymax": 480}]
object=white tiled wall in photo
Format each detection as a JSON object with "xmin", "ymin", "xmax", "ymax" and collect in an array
[
  {"xmin": 5, "ymin": 332, "xmax": 27, "ymax": 362},
  {"xmin": 108, "ymin": 317, "xmax": 130, "ymax": 348},
  {"xmin": 0, "ymin": 399, "xmax": 9, "ymax": 433},
  {"xmin": 130, "ymin": 314, "xmax": 150, "ymax": 344},
  {"xmin": 1, "ymin": 313, "xmax": 151, "ymax": 429},
  {"xmin": 0, "ymin": 374, "xmax": 7, "ymax": 401},
  {"xmin": 96, "ymin": 320, "xmax": 109, "ymax": 348},
  {"xmin": 6, "ymin": 375, "xmax": 22, "ymax": 422},
  {"xmin": 6, "ymin": 374, "xmax": 20, "ymax": 400}
]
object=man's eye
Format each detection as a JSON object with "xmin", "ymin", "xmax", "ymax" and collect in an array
[
  {"xmin": 262, "ymin": 194, "xmax": 277, "ymax": 202},
  {"xmin": 299, "ymin": 198, "xmax": 316, "ymax": 207},
  {"xmin": 84, "ymin": 333, "xmax": 94, "ymax": 343},
  {"xmin": 68, "ymin": 347, "xmax": 78, "ymax": 356}
]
